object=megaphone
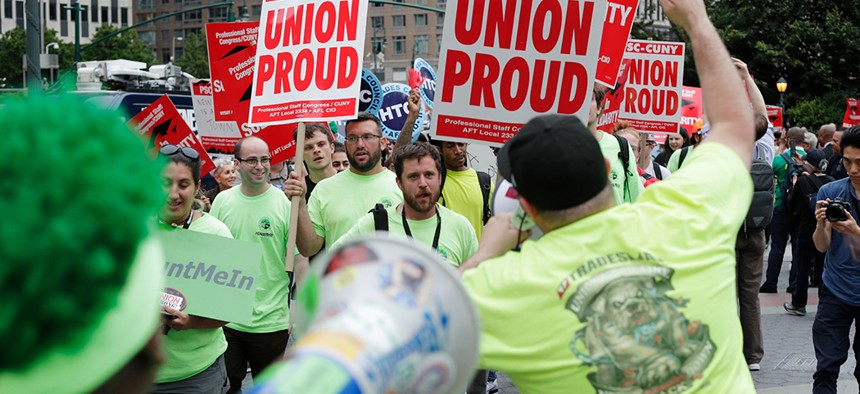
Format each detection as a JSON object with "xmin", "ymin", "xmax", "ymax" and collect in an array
[
  {"xmin": 492, "ymin": 178, "xmax": 543, "ymax": 240},
  {"xmin": 251, "ymin": 235, "xmax": 480, "ymax": 394}
]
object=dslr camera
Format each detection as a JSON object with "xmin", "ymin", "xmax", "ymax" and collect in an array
[{"xmin": 822, "ymin": 199, "xmax": 852, "ymax": 222}]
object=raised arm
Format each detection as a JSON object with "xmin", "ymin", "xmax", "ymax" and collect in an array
[{"xmin": 661, "ymin": 0, "xmax": 754, "ymax": 169}]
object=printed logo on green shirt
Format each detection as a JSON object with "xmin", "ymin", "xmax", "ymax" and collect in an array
[
  {"xmin": 610, "ymin": 170, "xmax": 619, "ymax": 181},
  {"xmin": 256, "ymin": 217, "xmax": 274, "ymax": 237},
  {"xmin": 565, "ymin": 265, "xmax": 715, "ymax": 393},
  {"xmin": 380, "ymin": 197, "xmax": 395, "ymax": 208}
]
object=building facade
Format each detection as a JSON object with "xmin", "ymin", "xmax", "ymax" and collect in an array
[
  {"xmin": 1, "ymin": 0, "xmax": 132, "ymax": 43},
  {"xmin": 134, "ymin": 0, "xmax": 232, "ymax": 63}
]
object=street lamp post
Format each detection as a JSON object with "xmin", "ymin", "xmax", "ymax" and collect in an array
[
  {"xmin": 776, "ymin": 76, "xmax": 788, "ymax": 126},
  {"xmin": 45, "ymin": 42, "xmax": 59, "ymax": 85},
  {"xmin": 776, "ymin": 76, "xmax": 787, "ymax": 109},
  {"xmin": 171, "ymin": 36, "xmax": 183, "ymax": 63}
]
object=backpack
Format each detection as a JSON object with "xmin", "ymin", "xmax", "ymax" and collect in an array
[
  {"xmin": 652, "ymin": 161, "xmax": 663, "ymax": 180},
  {"xmin": 778, "ymin": 152, "xmax": 797, "ymax": 199},
  {"xmin": 370, "ymin": 203, "xmax": 388, "ymax": 231},
  {"xmin": 440, "ymin": 170, "xmax": 493, "ymax": 225},
  {"xmin": 792, "ymin": 174, "xmax": 825, "ymax": 214},
  {"xmin": 612, "ymin": 134, "xmax": 635, "ymax": 201},
  {"xmin": 477, "ymin": 171, "xmax": 492, "ymax": 224},
  {"xmin": 678, "ymin": 146, "xmax": 693, "ymax": 168},
  {"xmin": 742, "ymin": 159, "xmax": 775, "ymax": 232}
]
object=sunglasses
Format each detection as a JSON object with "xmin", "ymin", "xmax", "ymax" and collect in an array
[{"xmin": 159, "ymin": 144, "xmax": 200, "ymax": 161}]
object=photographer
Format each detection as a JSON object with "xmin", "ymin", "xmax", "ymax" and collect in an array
[{"xmin": 810, "ymin": 125, "xmax": 860, "ymax": 393}]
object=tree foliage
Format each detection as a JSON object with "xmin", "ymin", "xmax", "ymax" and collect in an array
[
  {"xmin": 678, "ymin": 0, "xmax": 860, "ymax": 127},
  {"xmin": 0, "ymin": 28, "xmax": 74, "ymax": 88},
  {"xmin": 175, "ymin": 32, "xmax": 210, "ymax": 79},
  {"xmin": 81, "ymin": 25, "xmax": 154, "ymax": 65}
]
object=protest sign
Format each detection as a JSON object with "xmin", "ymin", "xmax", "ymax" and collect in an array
[
  {"xmin": 379, "ymin": 83, "xmax": 426, "ymax": 141},
  {"xmin": 159, "ymin": 230, "xmax": 262, "ymax": 324},
  {"xmin": 413, "ymin": 57, "xmax": 437, "ymax": 109},
  {"xmin": 206, "ymin": 22, "xmax": 260, "ymax": 123},
  {"xmin": 359, "ymin": 68, "xmax": 383, "ymax": 115},
  {"xmin": 190, "ymin": 79, "xmax": 244, "ymax": 155},
  {"xmin": 843, "ymin": 98, "xmax": 860, "ymax": 129},
  {"xmin": 432, "ymin": 0, "xmax": 607, "ymax": 146},
  {"xmin": 595, "ymin": 0, "xmax": 639, "ymax": 88},
  {"xmin": 250, "ymin": 0, "xmax": 369, "ymax": 125},
  {"xmin": 679, "ymin": 86, "xmax": 702, "ymax": 137},
  {"xmin": 128, "ymin": 94, "xmax": 216, "ymax": 175},
  {"xmin": 766, "ymin": 105, "xmax": 783, "ymax": 132},
  {"xmin": 614, "ymin": 39, "xmax": 685, "ymax": 134}
]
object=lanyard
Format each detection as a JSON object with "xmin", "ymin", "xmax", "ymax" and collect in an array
[
  {"xmin": 159, "ymin": 210, "xmax": 194, "ymax": 229},
  {"xmin": 401, "ymin": 205, "xmax": 442, "ymax": 250}
]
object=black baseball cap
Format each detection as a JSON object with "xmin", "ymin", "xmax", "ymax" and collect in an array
[
  {"xmin": 497, "ymin": 115, "xmax": 607, "ymax": 210},
  {"xmin": 804, "ymin": 149, "xmax": 828, "ymax": 173}
]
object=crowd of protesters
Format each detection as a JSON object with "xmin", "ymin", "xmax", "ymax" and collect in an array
[{"xmin": 5, "ymin": 0, "xmax": 860, "ymax": 392}]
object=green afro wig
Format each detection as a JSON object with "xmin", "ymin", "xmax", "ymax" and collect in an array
[{"xmin": 0, "ymin": 94, "xmax": 162, "ymax": 371}]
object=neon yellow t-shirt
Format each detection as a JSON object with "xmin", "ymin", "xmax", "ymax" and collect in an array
[
  {"xmin": 332, "ymin": 204, "xmax": 478, "ymax": 267},
  {"xmin": 598, "ymin": 131, "xmax": 644, "ymax": 204},
  {"xmin": 308, "ymin": 169, "xmax": 403, "ymax": 249},
  {"xmin": 156, "ymin": 212, "xmax": 231, "ymax": 383},
  {"xmin": 440, "ymin": 168, "xmax": 493, "ymax": 239},
  {"xmin": 462, "ymin": 143, "xmax": 755, "ymax": 394},
  {"xmin": 210, "ymin": 186, "xmax": 293, "ymax": 333}
]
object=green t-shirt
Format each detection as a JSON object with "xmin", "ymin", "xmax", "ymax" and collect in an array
[
  {"xmin": 440, "ymin": 168, "xmax": 494, "ymax": 239},
  {"xmin": 156, "ymin": 212, "xmax": 231, "ymax": 383},
  {"xmin": 772, "ymin": 148, "xmax": 805, "ymax": 207},
  {"xmin": 462, "ymin": 143, "xmax": 755, "ymax": 394},
  {"xmin": 598, "ymin": 131, "xmax": 644, "ymax": 204},
  {"xmin": 308, "ymin": 169, "xmax": 403, "ymax": 249},
  {"xmin": 332, "ymin": 204, "xmax": 478, "ymax": 267},
  {"xmin": 210, "ymin": 186, "xmax": 293, "ymax": 333}
]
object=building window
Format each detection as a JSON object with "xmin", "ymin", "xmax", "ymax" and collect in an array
[
  {"xmin": 414, "ymin": 13, "xmax": 427, "ymax": 27},
  {"xmin": 392, "ymin": 15, "xmax": 404, "ymax": 28},
  {"xmin": 436, "ymin": 13, "xmax": 444, "ymax": 28},
  {"xmin": 414, "ymin": 34, "xmax": 428, "ymax": 54},
  {"xmin": 60, "ymin": 3, "xmax": 67, "ymax": 36},
  {"xmin": 121, "ymin": 7, "xmax": 127, "ymax": 26},
  {"xmin": 209, "ymin": 6, "xmax": 227, "ymax": 21},
  {"xmin": 110, "ymin": 0, "xmax": 117, "ymax": 23},
  {"xmin": 81, "ymin": 8, "xmax": 88, "ymax": 36},
  {"xmin": 371, "ymin": 37, "xmax": 385, "ymax": 54},
  {"xmin": 90, "ymin": 0, "xmax": 97, "ymax": 21},
  {"xmin": 415, "ymin": 0, "xmax": 427, "ymax": 4},
  {"xmin": 371, "ymin": 16, "xmax": 383, "ymax": 28},
  {"xmin": 436, "ymin": 33, "xmax": 442, "ymax": 52},
  {"xmin": 49, "ymin": 0, "xmax": 56, "ymax": 20},
  {"xmin": 185, "ymin": 9, "xmax": 200, "ymax": 22},
  {"xmin": 161, "ymin": 29, "xmax": 168, "ymax": 41},
  {"xmin": 251, "ymin": 4, "xmax": 261, "ymax": 17},
  {"xmin": 162, "ymin": 48, "xmax": 170, "ymax": 64},
  {"xmin": 100, "ymin": 6, "xmax": 107, "ymax": 23},
  {"xmin": 437, "ymin": 0, "xmax": 446, "ymax": 7},
  {"xmin": 4, "ymin": 0, "xmax": 12, "ymax": 19},
  {"xmin": 372, "ymin": 1, "xmax": 382, "ymax": 6},
  {"xmin": 174, "ymin": 29, "xmax": 184, "ymax": 39},
  {"xmin": 393, "ymin": 35, "xmax": 405, "ymax": 54},
  {"xmin": 139, "ymin": 30, "xmax": 155, "ymax": 45},
  {"xmin": 15, "ymin": 0, "xmax": 23, "ymax": 29}
]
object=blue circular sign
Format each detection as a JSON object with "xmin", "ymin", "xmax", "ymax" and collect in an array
[
  {"xmin": 359, "ymin": 69, "xmax": 383, "ymax": 115},
  {"xmin": 379, "ymin": 83, "xmax": 425, "ymax": 141},
  {"xmin": 413, "ymin": 58, "xmax": 437, "ymax": 109}
]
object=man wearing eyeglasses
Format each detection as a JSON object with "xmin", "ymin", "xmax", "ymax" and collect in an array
[
  {"xmin": 285, "ymin": 112, "xmax": 403, "ymax": 257},
  {"xmin": 641, "ymin": 134, "xmax": 672, "ymax": 180},
  {"xmin": 210, "ymin": 136, "xmax": 296, "ymax": 394}
]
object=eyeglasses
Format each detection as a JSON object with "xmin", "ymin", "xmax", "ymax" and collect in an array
[
  {"xmin": 237, "ymin": 157, "xmax": 271, "ymax": 166},
  {"xmin": 159, "ymin": 144, "xmax": 200, "ymax": 161},
  {"xmin": 345, "ymin": 134, "xmax": 382, "ymax": 144}
]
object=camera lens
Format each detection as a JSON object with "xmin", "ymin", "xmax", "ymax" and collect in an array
[{"xmin": 826, "ymin": 203, "xmax": 849, "ymax": 222}]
